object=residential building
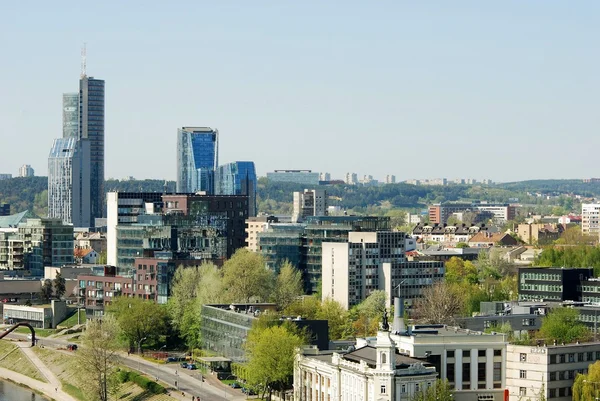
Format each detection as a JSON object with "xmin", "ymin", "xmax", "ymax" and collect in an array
[
  {"xmin": 405, "ymin": 213, "xmax": 422, "ymax": 226},
  {"xmin": 582, "ymin": 203, "xmax": 600, "ymax": 235},
  {"xmin": 176, "ymin": 127, "xmax": 219, "ymax": 193},
  {"xmin": 294, "ymin": 330, "xmax": 438, "ymax": 401},
  {"xmin": 3, "ymin": 300, "xmax": 68, "ymax": 329},
  {"xmin": 385, "ymin": 174, "xmax": 396, "ymax": 184},
  {"xmin": 518, "ymin": 267, "xmax": 593, "ymax": 302},
  {"xmin": 245, "ymin": 216, "xmax": 278, "ymax": 252},
  {"xmin": 344, "ymin": 172, "xmax": 358, "ymax": 185},
  {"xmin": 292, "ymin": 189, "xmax": 328, "ymax": 223},
  {"xmin": 201, "ymin": 303, "xmax": 328, "ymax": 362},
  {"xmin": 0, "ymin": 174, "xmax": 11, "ymax": 181},
  {"xmin": 468, "ymin": 232, "xmax": 519, "ymax": 248},
  {"xmin": 391, "ymin": 325, "xmax": 508, "ymax": 401},
  {"xmin": 266, "ymin": 170, "xmax": 320, "ymax": 186},
  {"xmin": 412, "ymin": 223, "xmax": 492, "ymax": 245},
  {"xmin": 74, "ymin": 248, "xmax": 99, "ymax": 264},
  {"xmin": 406, "ymin": 247, "xmax": 485, "ymax": 262},
  {"xmin": 319, "ymin": 172, "xmax": 330, "ymax": 181},
  {"xmin": 106, "ymin": 192, "xmax": 165, "ymax": 267},
  {"xmin": 429, "ymin": 202, "xmax": 517, "ymax": 224},
  {"xmin": 62, "ymin": 92, "xmax": 79, "ymax": 138},
  {"xmin": 215, "ymin": 161, "xmax": 257, "ymax": 216},
  {"xmin": 505, "ymin": 342, "xmax": 600, "ymax": 401},
  {"xmin": 0, "ymin": 204, "xmax": 9, "ymax": 217},
  {"xmin": 321, "ymin": 231, "xmax": 444, "ymax": 309},
  {"xmin": 18, "ymin": 165, "xmax": 34, "ymax": 178},
  {"xmin": 74, "ymin": 232, "xmax": 106, "ymax": 254},
  {"xmin": 47, "ymin": 137, "xmax": 91, "ymax": 227},
  {"xmin": 515, "ymin": 223, "xmax": 563, "ymax": 245}
]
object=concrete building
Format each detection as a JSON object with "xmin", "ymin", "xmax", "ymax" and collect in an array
[
  {"xmin": 505, "ymin": 342, "xmax": 600, "ymax": 400},
  {"xmin": 292, "ymin": 189, "xmax": 328, "ymax": 223},
  {"xmin": 18, "ymin": 165, "xmax": 34, "ymax": 178},
  {"xmin": 245, "ymin": 216, "xmax": 278, "ymax": 252},
  {"xmin": 515, "ymin": 224, "xmax": 563, "ymax": 245},
  {"xmin": 294, "ymin": 330, "xmax": 438, "ymax": 401},
  {"xmin": 582, "ymin": 203, "xmax": 600, "ymax": 235},
  {"xmin": 266, "ymin": 170, "xmax": 320, "ymax": 186},
  {"xmin": 344, "ymin": 172, "xmax": 358, "ymax": 185},
  {"xmin": 3, "ymin": 300, "xmax": 68, "ymax": 329},
  {"xmin": 518, "ymin": 267, "xmax": 593, "ymax": 302},
  {"xmin": 319, "ymin": 172, "xmax": 331, "ymax": 181},
  {"xmin": 177, "ymin": 127, "xmax": 219, "ymax": 194},
  {"xmin": 429, "ymin": 203, "xmax": 517, "ymax": 225},
  {"xmin": 385, "ymin": 175, "xmax": 396, "ymax": 184},
  {"xmin": 321, "ymin": 231, "xmax": 444, "ymax": 309}
]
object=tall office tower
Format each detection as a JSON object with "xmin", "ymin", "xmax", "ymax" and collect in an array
[
  {"xmin": 79, "ymin": 76, "xmax": 105, "ymax": 222},
  {"xmin": 292, "ymin": 189, "xmax": 328, "ymax": 223},
  {"xmin": 62, "ymin": 92, "xmax": 79, "ymax": 138},
  {"xmin": 177, "ymin": 127, "xmax": 218, "ymax": 194},
  {"xmin": 48, "ymin": 138, "xmax": 91, "ymax": 227},
  {"xmin": 215, "ymin": 161, "xmax": 257, "ymax": 216},
  {"xmin": 18, "ymin": 164, "xmax": 34, "ymax": 177}
]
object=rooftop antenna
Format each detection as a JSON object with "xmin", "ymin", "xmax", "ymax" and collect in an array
[{"xmin": 81, "ymin": 43, "xmax": 87, "ymax": 78}]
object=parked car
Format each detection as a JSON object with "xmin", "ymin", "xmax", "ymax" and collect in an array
[
  {"xmin": 230, "ymin": 382, "xmax": 242, "ymax": 389},
  {"xmin": 242, "ymin": 387, "xmax": 257, "ymax": 395},
  {"xmin": 180, "ymin": 362, "xmax": 188, "ymax": 368},
  {"xmin": 167, "ymin": 357, "xmax": 178, "ymax": 362},
  {"xmin": 187, "ymin": 364, "xmax": 197, "ymax": 370}
]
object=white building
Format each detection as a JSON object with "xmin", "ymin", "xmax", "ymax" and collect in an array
[
  {"xmin": 582, "ymin": 203, "xmax": 600, "ymax": 235},
  {"xmin": 505, "ymin": 342, "xmax": 600, "ymax": 401},
  {"xmin": 18, "ymin": 164, "xmax": 34, "ymax": 178},
  {"xmin": 385, "ymin": 175, "xmax": 396, "ymax": 184},
  {"xmin": 319, "ymin": 172, "xmax": 331, "ymax": 181},
  {"xmin": 245, "ymin": 216, "xmax": 278, "ymax": 252},
  {"xmin": 292, "ymin": 189, "xmax": 328, "ymax": 223},
  {"xmin": 345, "ymin": 173, "xmax": 358, "ymax": 185},
  {"xmin": 294, "ymin": 330, "xmax": 438, "ymax": 401}
]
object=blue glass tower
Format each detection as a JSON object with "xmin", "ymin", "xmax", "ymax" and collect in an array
[
  {"xmin": 177, "ymin": 127, "xmax": 219, "ymax": 194},
  {"xmin": 215, "ymin": 161, "xmax": 257, "ymax": 216}
]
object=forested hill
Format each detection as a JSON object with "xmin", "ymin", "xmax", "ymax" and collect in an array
[{"xmin": 496, "ymin": 179, "xmax": 600, "ymax": 197}]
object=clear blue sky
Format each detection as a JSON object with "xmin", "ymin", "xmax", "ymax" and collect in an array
[{"xmin": 1, "ymin": 1, "xmax": 598, "ymax": 182}]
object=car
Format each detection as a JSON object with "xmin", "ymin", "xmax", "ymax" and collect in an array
[
  {"xmin": 167, "ymin": 357, "xmax": 178, "ymax": 362},
  {"xmin": 67, "ymin": 344, "xmax": 78, "ymax": 351},
  {"xmin": 230, "ymin": 382, "xmax": 242, "ymax": 389},
  {"xmin": 187, "ymin": 364, "xmax": 197, "ymax": 370},
  {"xmin": 180, "ymin": 362, "xmax": 188, "ymax": 368},
  {"xmin": 242, "ymin": 387, "xmax": 257, "ymax": 395}
]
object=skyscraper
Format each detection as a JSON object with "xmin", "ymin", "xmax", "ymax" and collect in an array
[
  {"xmin": 48, "ymin": 138, "xmax": 91, "ymax": 227},
  {"xmin": 215, "ymin": 161, "xmax": 257, "ymax": 216},
  {"xmin": 79, "ymin": 76, "xmax": 105, "ymax": 221},
  {"xmin": 18, "ymin": 164, "xmax": 34, "ymax": 177},
  {"xmin": 177, "ymin": 127, "xmax": 218, "ymax": 194},
  {"xmin": 62, "ymin": 92, "xmax": 79, "ymax": 138}
]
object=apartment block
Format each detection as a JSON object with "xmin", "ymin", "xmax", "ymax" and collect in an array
[
  {"xmin": 245, "ymin": 216, "xmax": 278, "ymax": 252},
  {"xmin": 292, "ymin": 189, "xmax": 328, "ymax": 223},
  {"xmin": 582, "ymin": 203, "xmax": 600, "ymax": 235},
  {"xmin": 429, "ymin": 202, "xmax": 517, "ymax": 224}
]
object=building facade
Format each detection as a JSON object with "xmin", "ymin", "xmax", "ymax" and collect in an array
[
  {"xmin": 62, "ymin": 92, "xmax": 79, "ymax": 138},
  {"xmin": 429, "ymin": 203, "xmax": 517, "ymax": 224},
  {"xmin": 18, "ymin": 165, "xmax": 34, "ymax": 178},
  {"xmin": 266, "ymin": 170, "xmax": 320, "ymax": 185},
  {"xmin": 582, "ymin": 203, "xmax": 600, "ymax": 235},
  {"xmin": 176, "ymin": 127, "xmax": 218, "ymax": 194},
  {"xmin": 518, "ymin": 267, "xmax": 593, "ymax": 302},
  {"xmin": 292, "ymin": 189, "xmax": 328, "ymax": 223},
  {"xmin": 48, "ymin": 137, "xmax": 91, "ymax": 227},
  {"xmin": 215, "ymin": 161, "xmax": 257, "ymax": 216},
  {"xmin": 245, "ymin": 216, "xmax": 278, "ymax": 252}
]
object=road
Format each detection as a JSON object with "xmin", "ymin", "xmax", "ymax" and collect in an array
[{"xmin": 4, "ymin": 331, "xmax": 247, "ymax": 401}]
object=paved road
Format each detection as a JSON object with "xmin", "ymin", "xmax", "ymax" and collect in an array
[{"xmin": 5, "ymin": 331, "xmax": 247, "ymax": 401}]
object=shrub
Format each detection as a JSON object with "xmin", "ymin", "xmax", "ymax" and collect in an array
[{"xmin": 119, "ymin": 370, "xmax": 166, "ymax": 394}]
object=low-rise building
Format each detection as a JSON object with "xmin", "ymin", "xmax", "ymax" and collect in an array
[
  {"xmin": 468, "ymin": 232, "xmax": 519, "ymax": 248},
  {"xmin": 412, "ymin": 223, "xmax": 491, "ymax": 245},
  {"xmin": 3, "ymin": 300, "xmax": 68, "ymax": 329},
  {"xmin": 515, "ymin": 224, "xmax": 562, "ymax": 245}
]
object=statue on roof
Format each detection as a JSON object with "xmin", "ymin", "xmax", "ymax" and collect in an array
[{"xmin": 380, "ymin": 309, "xmax": 389, "ymax": 331}]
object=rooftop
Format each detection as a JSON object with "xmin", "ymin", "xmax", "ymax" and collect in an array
[{"xmin": 0, "ymin": 210, "xmax": 29, "ymax": 228}]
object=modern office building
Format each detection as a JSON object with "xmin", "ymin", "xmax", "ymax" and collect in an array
[
  {"xmin": 429, "ymin": 202, "xmax": 517, "ymax": 224},
  {"xmin": 215, "ymin": 161, "xmax": 257, "ymax": 216},
  {"xmin": 517, "ymin": 267, "xmax": 593, "ymax": 302},
  {"xmin": 48, "ymin": 137, "xmax": 91, "ymax": 227},
  {"xmin": 62, "ymin": 92, "xmax": 79, "ymax": 138},
  {"xmin": 176, "ymin": 127, "xmax": 219, "ymax": 194},
  {"xmin": 266, "ymin": 170, "xmax": 320, "ymax": 186},
  {"xmin": 0, "ymin": 204, "xmax": 9, "ymax": 217},
  {"xmin": 18, "ymin": 165, "xmax": 34, "ymax": 178},
  {"xmin": 321, "ymin": 231, "xmax": 445, "ymax": 309},
  {"xmin": 582, "ymin": 203, "xmax": 600, "ymax": 235},
  {"xmin": 292, "ymin": 189, "xmax": 328, "ymax": 223},
  {"xmin": 245, "ymin": 216, "xmax": 278, "ymax": 252}
]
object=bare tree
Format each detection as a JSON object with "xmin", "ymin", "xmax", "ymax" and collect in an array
[{"xmin": 413, "ymin": 282, "xmax": 464, "ymax": 325}]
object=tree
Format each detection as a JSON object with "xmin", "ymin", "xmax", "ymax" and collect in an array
[
  {"xmin": 53, "ymin": 272, "xmax": 66, "ymax": 299},
  {"xmin": 410, "ymin": 379, "xmax": 454, "ymax": 401},
  {"xmin": 317, "ymin": 298, "xmax": 349, "ymax": 340},
  {"xmin": 222, "ymin": 249, "xmax": 274, "ymax": 303},
  {"xmin": 272, "ymin": 261, "xmax": 304, "ymax": 310},
  {"xmin": 97, "ymin": 250, "xmax": 107, "ymax": 265},
  {"xmin": 76, "ymin": 314, "xmax": 122, "ymax": 401},
  {"xmin": 445, "ymin": 257, "xmax": 478, "ymax": 285},
  {"xmin": 245, "ymin": 324, "xmax": 305, "ymax": 400},
  {"xmin": 455, "ymin": 242, "xmax": 469, "ymax": 248},
  {"xmin": 284, "ymin": 296, "xmax": 321, "ymax": 319},
  {"xmin": 413, "ymin": 282, "xmax": 464, "ymax": 325},
  {"xmin": 475, "ymin": 248, "xmax": 510, "ymax": 278},
  {"xmin": 41, "ymin": 279, "xmax": 53, "ymax": 301},
  {"xmin": 107, "ymin": 296, "xmax": 168, "ymax": 351},
  {"xmin": 350, "ymin": 290, "xmax": 387, "ymax": 337},
  {"xmin": 573, "ymin": 361, "xmax": 600, "ymax": 401},
  {"xmin": 555, "ymin": 226, "xmax": 597, "ymax": 245},
  {"xmin": 538, "ymin": 307, "xmax": 591, "ymax": 344}
]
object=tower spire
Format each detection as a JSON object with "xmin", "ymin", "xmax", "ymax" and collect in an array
[{"xmin": 81, "ymin": 43, "xmax": 87, "ymax": 78}]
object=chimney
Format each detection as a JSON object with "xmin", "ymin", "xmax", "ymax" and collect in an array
[{"xmin": 392, "ymin": 287, "xmax": 406, "ymax": 334}]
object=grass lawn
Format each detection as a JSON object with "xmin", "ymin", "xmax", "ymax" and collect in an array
[
  {"xmin": 13, "ymin": 327, "xmax": 55, "ymax": 337},
  {"xmin": 57, "ymin": 310, "xmax": 86, "ymax": 328},
  {"xmin": 0, "ymin": 340, "xmax": 47, "ymax": 382}
]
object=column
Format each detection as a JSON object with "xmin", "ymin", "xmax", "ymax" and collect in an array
[
  {"xmin": 470, "ymin": 348, "xmax": 478, "ymax": 390},
  {"xmin": 455, "ymin": 349, "xmax": 463, "ymax": 391},
  {"xmin": 441, "ymin": 349, "xmax": 447, "ymax": 380},
  {"xmin": 486, "ymin": 348, "xmax": 494, "ymax": 389}
]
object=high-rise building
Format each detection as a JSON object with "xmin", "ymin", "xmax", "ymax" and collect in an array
[
  {"xmin": 385, "ymin": 174, "xmax": 396, "ymax": 184},
  {"xmin": 177, "ymin": 127, "xmax": 219, "ymax": 194},
  {"xmin": 582, "ymin": 203, "xmax": 600, "ymax": 235},
  {"xmin": 215, "ymin": 161, "xmax": 257, "ymax": 216},
  {"xmin": 319, "ymin": 172, "xmax": 331, "ymax": 181},
  {"xmin": 344, "ymin": 172, "xmax": 358, "ymax": 185},
  {"xmin": 79, "ymin": 76, "xmax": 105, "ymax": 222},
  {"xmin": 18, "ymin": 165, "xmax": 34, "ymax": 178},
  {"xmin": 62, "ymin": 92, "xmax": 79, "ymax": 138},
  {"xmin": 48, "ymin": 138, "xmax": 91, "ymax": 227},
  {"xmin": 292, "ymin": 189, "xmax": 328, "ymax": 223}
]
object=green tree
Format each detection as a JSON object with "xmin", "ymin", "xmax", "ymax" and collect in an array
[
  {"xmin": 573, "ymin": 361, "xmax": 600, "ymax": 401},
  {"xmin": 410, "ymin": 379, "xmax": 454, "ymax": 401},
  {"xmin": 41, "ymin": 279, "xmax": 53, "ymax": 301},
  {"xmin": 350, "ymin": 290, "xmax": 387, "ymax": 337},
  {"xmin": 455, "ymin": 242, "xmax": 469, "ymax": 248},
  {"xmin": 222, "ymin": 249, "xmax": 274, "ymax": 303},
  {"xmin": 107, "ymin": 296, "xmax": 168, "ymax": 352},
  {"xmin": 76, "ymin": 315, "xmax": 122, "ymax": 401},
  {"xmin": 284, "ymin": 296, "xmax": 321, "ymax": 319},
  {"xmin": 53, "ymin": 272, "xmax": 66, "ymax": 299},
  {"xmin": 317, "ymin": 298, "xmax": 349, "ymax": 340},
  {"xmin": 272, "ymin": 261, "xmax": 304, "ymax": 310},
  {"xmin": 97, "ymin": 250, "xmax": 107, "ymax": 265},
  {"xmin": 538, "ymin": 308, "xmax": 591, "ymax": 344},
  {"xmin": 445, "ymin": 257, "xmax": 478, "ymax": 285},
  {"xmin": 245, "ymin": 324, "xmax": 305, "ymax": 400}
]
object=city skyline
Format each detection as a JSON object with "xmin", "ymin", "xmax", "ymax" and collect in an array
[{"xmin": 1, "ymin": 2, "xmax": 599, "ymax": 182}]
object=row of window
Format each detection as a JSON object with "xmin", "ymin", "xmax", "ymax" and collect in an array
[
  {"xmin": 519, "ymin": 284, "xmax": 562, "ymax": 292},
  {"xmin": 520, "ymin": 272, "xmax": 561, "ymax": 281}
]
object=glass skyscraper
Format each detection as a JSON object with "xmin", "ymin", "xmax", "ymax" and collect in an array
[
  {"xmin": 62, "ymin": 92, "xmax": 79, "ymax": 138},
  {"xmin": 215, "ymin": 161, "xmax": 257, "ymax": 216},
  {"xmin": 177, "ymin": 127, "xmax": 219, "ymax": 194}
]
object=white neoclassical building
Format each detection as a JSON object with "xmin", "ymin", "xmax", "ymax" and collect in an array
[{"xmin": 294, "ymin": 331, "xmax": 438, "ymax": 401}]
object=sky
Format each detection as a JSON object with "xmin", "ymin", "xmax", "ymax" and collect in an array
[{"xmin": 0, "ymin": 1, "xmax": 599, "ymax": 183}]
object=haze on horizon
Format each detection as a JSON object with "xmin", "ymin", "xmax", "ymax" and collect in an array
[{"xmin": 0, "ymin": 1, "xmax": 598, "ymax": 183}]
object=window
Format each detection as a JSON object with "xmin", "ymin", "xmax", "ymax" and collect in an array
[
  {"xmin": 494, "ymin": 349, "xmax": 502, "ymax": 356},
  {"xmin": 569, "ymin": 353, "xmax": 575, "ymax": 363},
  {"xmin": 588, "ymin": 352, "xmax": 594, "ymax": 361},
  {"xmin": 550, "ymin": 355, "xmax": 557, "ymax": 364},
  {"xmin": 549, "ymin": 372, "xmax": 556, "ymax": 381},
  {"xmin": 380, "ymin": 385, "xmax": 386, "ymax": 394},
  {"xmin": 578, "ymin": 353, "xmax": 584, "ymax": 362},
  {"xmin": 447, "ymin": 350, "xmax": 455, "ymax": 358},
  {"xmin": 520, "ymin": 370, "xmax": 527, "ymax": 379},
  {"xmin": 549, "ymin": 389, "xmax": 556, "ymax": 398},
  {"xmin": 479, "ymin": 350, "xmax": 486, "ymax": 357},
  {"xmin": 464, "ymin": 350, "xmax": 471, "ymax": 358},
  {"xmin": 415, "ymin": 384, "xmax": 419, "ymax": 392},
  {"xmin": 559, "ymin": 354, "xmax": 566, "ymax": 363},
  {"xmin": 381, "ymin": 353, "xmax": 386, "ymax": 364},
  {"xmin": 519, "ymin": 387, "xmax": 526, "ymax": 396},
  {"xmin": 520, "ymin": 353, "xmax": 527, "ymax": 362},
  {"xmin": 401, "ymin": 384, "xmax": 406, "ymax": 393}
]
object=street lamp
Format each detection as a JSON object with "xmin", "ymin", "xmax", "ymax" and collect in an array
[{"xmin": 137, "ymin": 337, "xmax": 147, "ymax": 355}]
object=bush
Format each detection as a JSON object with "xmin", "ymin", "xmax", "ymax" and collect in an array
[
  {"xmin": 117, "ymin": 370, "xmax": 130, "ymax": 383},
  {"xmin": 120, "ymin": 370, "xmax": 166, "ymax": 394}
]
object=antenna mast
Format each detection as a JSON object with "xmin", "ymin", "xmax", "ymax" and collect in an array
[{"xmin": 81, "ymin": 43, "xmax": 87, "ymax": 78}]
